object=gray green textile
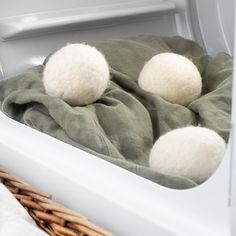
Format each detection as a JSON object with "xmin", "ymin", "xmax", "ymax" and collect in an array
[{"xmin": 0, "ymin": 35, "xmax": 232, "ymax": 189}]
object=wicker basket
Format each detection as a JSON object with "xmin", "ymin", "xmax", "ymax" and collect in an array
[{"xmin": 0, "ymin": 166, "xmax": 114, "ymax": 236}]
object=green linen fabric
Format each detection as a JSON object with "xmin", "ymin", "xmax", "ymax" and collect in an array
[{"xmin": 0, "ymin": 35, "xmax": 232, "ymax": 189}]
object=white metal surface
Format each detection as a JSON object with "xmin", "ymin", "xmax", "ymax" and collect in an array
[
  {"xmin": 0, "ymin": 0, "xmax": 175, "ymax": 41},
  {"xmin": 171, "ymin": 0, "xmax": 194, "ymax": 40},
  {"xmin": 193, "ymin": 0, "xmax": 235, "ymax": 56},
  {"xmin": 0, "ymin": 0, "xmax": 181, "ymax": 80},
  {"xmin": 0, "ymin": 0, "xmax": 168, "ymax": 18},
  {"xmin": 230, "ymin": 2, "xmax": 236, "ymax": 235}
]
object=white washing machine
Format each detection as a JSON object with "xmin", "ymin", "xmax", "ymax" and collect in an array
[{"xmin": 0, "ymin": 0, "xmax": 235, "ymax": 235}]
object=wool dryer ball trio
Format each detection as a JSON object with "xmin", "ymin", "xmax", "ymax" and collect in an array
[{"xmin": 43, "ymin": 43, "xmax": 226, "ymax": 184}]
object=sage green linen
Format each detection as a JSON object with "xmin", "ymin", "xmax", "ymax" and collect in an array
[{"xmin": 0, "ymin": 35, "xmax": 232, "ymax": 188}]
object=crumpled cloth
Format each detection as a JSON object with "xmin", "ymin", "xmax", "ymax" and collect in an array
[{"xmin": 0, "ymin": 35, "xmax": 232, "ymax": 188}]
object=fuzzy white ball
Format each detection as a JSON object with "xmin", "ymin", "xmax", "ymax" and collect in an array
[
  {"xmin": 149, "ymin": 127, "xmax": 226, "ymax": 183},
  {"xmin": 43, "ymin": 43, "xmax": 110, "ymax": 106},
  {"xmin": 138, "ymin": 53, "xmax": 202, "ymax": 105}
]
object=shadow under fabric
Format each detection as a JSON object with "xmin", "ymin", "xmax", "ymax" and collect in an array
[{"xmin": 0, "ymin": 35, "xmax": 232, "ymax": 189}]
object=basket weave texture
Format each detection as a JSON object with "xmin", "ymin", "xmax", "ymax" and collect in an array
[{"xmin": 0, "ymin": 166, "xmax": 114, "ymax": 236}]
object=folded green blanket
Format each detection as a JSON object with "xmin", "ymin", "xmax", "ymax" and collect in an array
[{"xmin": 0, "ymin": 35, "xmax": 232, "ymax": 189}]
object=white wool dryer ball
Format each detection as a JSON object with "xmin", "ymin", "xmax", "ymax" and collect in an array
[
  {"xmin": 138, "ymin": 53, "xmax": 202, "ymax": 105},
  {"xmin": 43, "ymin": 43, "xmax": 110, "ymax": 105},
  {"xmin": 149, "ymin": 127, "xmax": 226, "ymax": 183}
]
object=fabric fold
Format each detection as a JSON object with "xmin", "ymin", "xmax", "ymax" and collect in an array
[{"xmin": 0, "ymin": 35, "xmax": 232, "ymax": 189}]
